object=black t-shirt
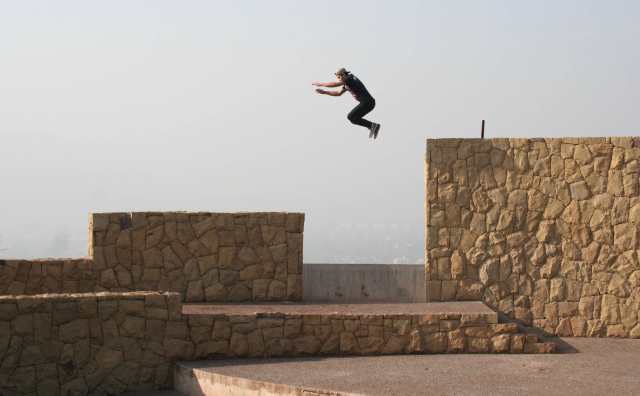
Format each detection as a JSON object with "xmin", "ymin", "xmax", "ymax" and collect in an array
[{"xmin": 344, "ymin": 74, "xmax": 373, "ymax": 102}]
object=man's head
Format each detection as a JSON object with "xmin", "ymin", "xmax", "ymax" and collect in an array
[{"xmin": 335, "ymin": 67, "xmax": 350, "ymax": 81}]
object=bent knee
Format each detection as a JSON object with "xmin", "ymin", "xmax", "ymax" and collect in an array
[{"xmin": 347, "ymin": 113, "xmax": 357, "ymax": 124}]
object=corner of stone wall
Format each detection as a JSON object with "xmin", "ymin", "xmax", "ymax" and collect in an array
[{"xmin": 424, "ymin": 137, "xmax": 640, "ymax": 338}]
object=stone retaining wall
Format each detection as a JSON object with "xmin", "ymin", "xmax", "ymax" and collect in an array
[
  {"xmin": 0, "ymin": 291, "xmax": 181, "ymax": 395},
  {"xmin": 0, "ymin": 292, "xmax": 555, "ymax": 394},
  {"xmin": 425, "ymin": 138, "xmax": 640, "ymax": 338},
  {"xmin": 0, "ymin": 212, "xmax": 305, "ymax": 302},
  {"xmin": 179, "ymin": 311, "xmax": 554, "ymax": 357}
]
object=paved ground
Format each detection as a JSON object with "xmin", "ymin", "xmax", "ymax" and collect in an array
[
  {"xmin": 182, "ymin": 301, "xmax": 495, "ymax": 317},
  {"xmin": 180, "ymin": 338, "xmax": 640, "ymax": 395}
]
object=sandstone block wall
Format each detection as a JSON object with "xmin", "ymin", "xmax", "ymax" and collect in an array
[
  {"xmin": 425, "ymin": 138, "xmax": 640, "ymax": 338},
  {"xmin": 0, "ymin": 292, "xmax": 180, "ymax": 395},
  {"xmin": 0, "ymin": 292, "xmax": 556, "ymax": 394},
  {"xmin": 0, "ymin": 212, "xmax": 305, "ymax": 302},
  {"xmin": 181, "ymin": 311, "xmax": 554, "ymax": 357},
  {"xmin": 0, "ymin": 259, "xmax": 95, "ymax": 296}
]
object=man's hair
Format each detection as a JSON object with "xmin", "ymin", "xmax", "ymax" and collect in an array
[{"xmin": 335, "ymin": 67, "xmax": 350, "ymax": 78}]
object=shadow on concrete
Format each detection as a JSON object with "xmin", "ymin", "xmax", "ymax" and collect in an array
[
  {"xmin": 497, "ymin": 312, "xmax": 578, "ymax": 353},
  {"xmin": 518, "ymin": 324, "xmax": 579, "ymax": 353}
]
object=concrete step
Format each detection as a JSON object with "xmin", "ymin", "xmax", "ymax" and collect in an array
[
  {"xmin": 172, "ymin": 338, "xmax": 640, "ymax": 396},
  {"xmin": 174, "ymin": 361, "xmax": 352, "ymax": 396},
  {"xmin": 174, "ymin": 302, "xmax": 556, "ymax": 395},
  {"xmin": 175, "ymin": 337, "xmax": 556, "ymax": 396},
  {"xmin": 181, "ymin": 301, "xmax": 556, "ymax": 357}
]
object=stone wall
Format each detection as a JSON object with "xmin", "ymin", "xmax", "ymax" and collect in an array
[
  {"xmin": 0, "ymin": 291, "xmax": 180, "ymax": 395},
  {"xmin": 0, "ymin": 292, "xmax": 556, "ymax": 394},
  {"xmin": 425, "ymin": 138, "xmax": 640, "ymax": 338},
  {"xmin": 0, "ymin": 259, "xmax": 95, "ymax": 296},
  {"xmin": 0, "ymin": 212, "xmax": 305, "ymax": 302},
  {"xmin": 178, "ymin": 310, "xmax": 554, "ymax": 357}
]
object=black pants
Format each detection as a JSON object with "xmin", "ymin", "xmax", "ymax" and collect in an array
[{"xmin": 347, "ymin": 99, "xmax": 376, "ymax": 129}]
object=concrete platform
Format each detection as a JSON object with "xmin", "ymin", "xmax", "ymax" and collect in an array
[
  {"xmin": 174, "ymin": 338, "xmax": 640, "ymax": 396},
  {"xmin": 182, "ymin": 301, "xmax": 497, "ymax": 322}
]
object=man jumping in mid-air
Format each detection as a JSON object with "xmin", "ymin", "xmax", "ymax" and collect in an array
[{"xmin": 313, "ymin": 68, "xmax": 381, "ymax": 139}]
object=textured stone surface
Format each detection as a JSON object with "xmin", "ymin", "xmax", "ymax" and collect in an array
[
  {"xmin": 0, "ymin": 292, "xmax": 555, "ymax": 394},
  {"xmin": 425, "ymin": 138, "xmax": 640, "ymax": 338},
  {"xmin": 0, "ymin": 292, "xmax": 179, "ymax": 394},
  {"xmin": 179, "ymin": 302, "xmax": 552, "ymax": 357},
  {"xmin": 0, "ymin": 212, "xmax": 305, "ymax": 302}
]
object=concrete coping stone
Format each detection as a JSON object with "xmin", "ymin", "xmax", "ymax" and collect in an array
[{"xmin": 0, "ymin": 290, "xmax": 180, "ymax": 302}]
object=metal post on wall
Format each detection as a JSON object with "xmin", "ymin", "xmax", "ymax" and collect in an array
[{"xmin": 481, "ymin": 120, "xmax": 485, "ymax": 139}]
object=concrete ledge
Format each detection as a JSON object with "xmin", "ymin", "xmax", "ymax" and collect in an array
[
  {"xmin": 0, "ymin": 290, "xmax": 173, "ymax": 302},
  {"xmin": 183, "ymin": 301, "xmax": 495, "ymax": 321},
  {"xmin": 174, "ymin": 363, "xmax": 350, "ymax": 396}
]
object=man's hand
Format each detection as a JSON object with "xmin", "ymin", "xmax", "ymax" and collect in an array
[
  {"xmin": 315, "ymin": 88, "xmax": 327, "ymax": 94},
  {"xmin": 312, "ymin": 82, "xmax": 324, "ymax": 87}
]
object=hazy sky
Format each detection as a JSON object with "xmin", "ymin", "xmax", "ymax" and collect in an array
[{"xmin": 1, "ymin": 1, "xmax": 639, "ymax": 262}]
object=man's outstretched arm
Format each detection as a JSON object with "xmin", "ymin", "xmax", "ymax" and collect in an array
[
  {"xmin": 312, "ymin": 81, "xmax": 344, "ymax": 88},
  {"xmin": 315, "ymin": 87, "xmax": 346, "ymax": 96}
]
